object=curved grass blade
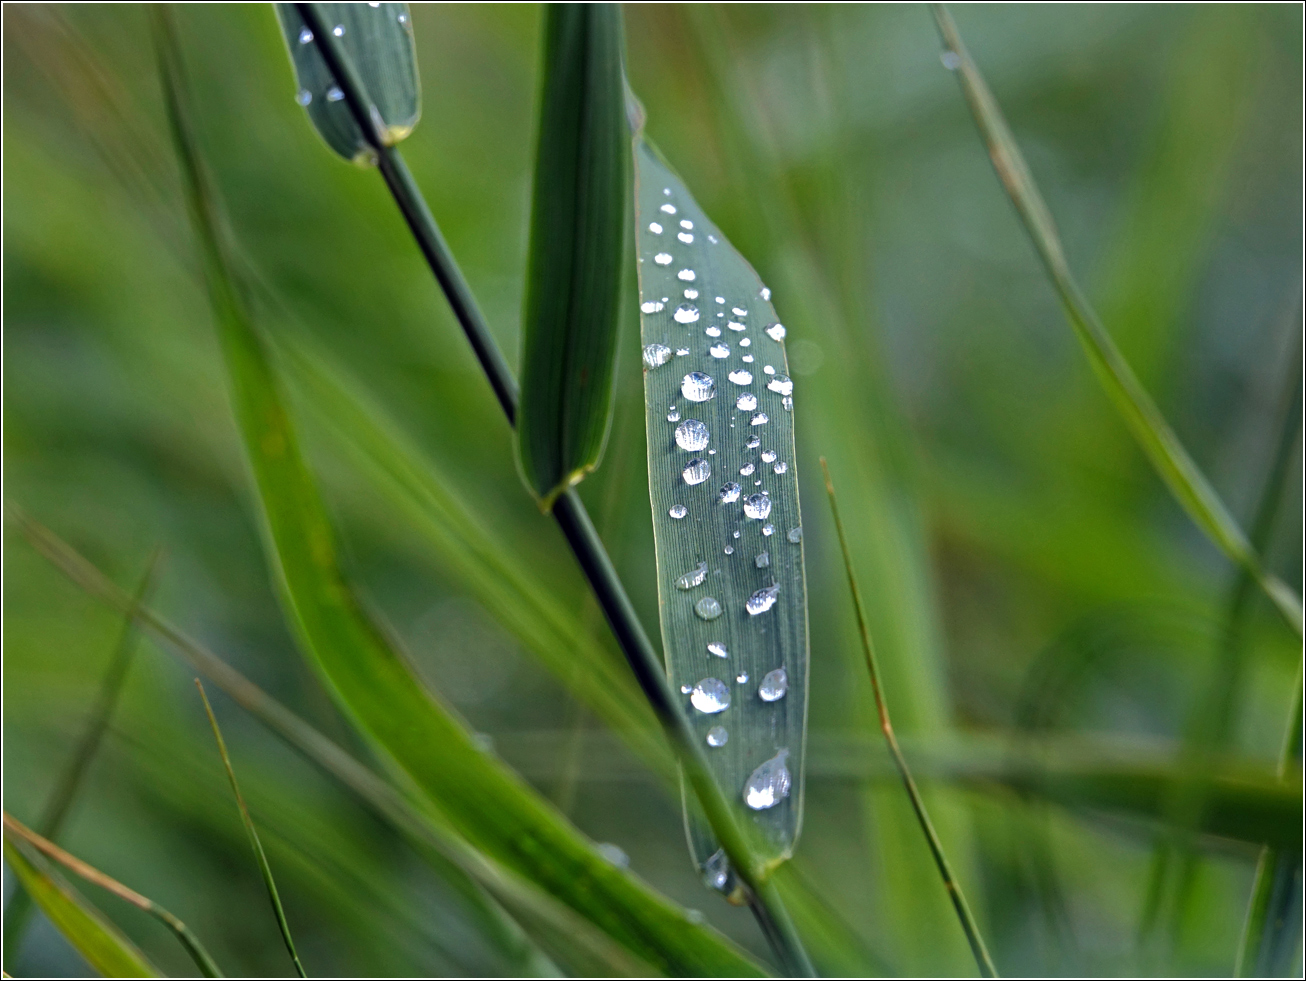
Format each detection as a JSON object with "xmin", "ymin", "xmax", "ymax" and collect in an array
[
  {"xmin": 153, "ymin": 17, "xmax": 763, "ymax": 974},
  {"xmin": 1, "ymin": 836, "xmax": 161, "ymax": 979},
  {"xmin": 821, "ymin": 459, "xmax": 996, "ymax": 977},
  {"xmin": 633, "ymin": 138, "xmax": 809, "ymax": 879},
  {"xmin": 929, "ymin": 3, "xmax": 1303, "ymax": 638},
  {"xmin": 274, "ymin": 2, "xmax": 418, "ymax": 164},
  {"xmin": 194, "ymin": 681, "xmax": 306, "ymax": 977},
  {"xmin": 517, "ymin": 3, "xmax": 629, "ymax": 509},
  {"xmin": 3, "ymin": 814, "xmax": 222, "ymax": 978}
]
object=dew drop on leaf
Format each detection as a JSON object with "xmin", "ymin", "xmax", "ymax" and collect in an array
[
  {"xmin": 706, "ymin": 726, "xmax": 729, "ymax": 747},
  {"xmin": 758, "ymin": 668, "xmax": 788, "ymax": 702},
  {"xmin": 709, "ymin": 342, "xmax": 730, "ymax": 359},
  {"xmin": 755, "ymin": 551, "xmax": 770, "ymax": 568},
  {"xmin": 682, "ymin": 458, "xmax": 711, "ymax": 485},
  {"xmin": 669, "ymin": 505, "xmax": 688, "ymax": 519},
  {"xmin": 718, "ymin": 482, "xmax": 741, "ymax": 503},
  {"xmin": 767, "ymin": 374, "xmax": 794, "ymax": 396},
  {"xmin": 641, "ymin": 300, "xmax": 665, "ymax": 314},
  {"xmin": 743, "ymin": 494, "xmax": 772, "ymax": 520},
  {"xmin": 736, "ymin": 393, "xmax": 758, "ymax": 411},
  {"xmin": 773, "ymin": 461, "xmax": 788, "ymax": 474},
  {"xmin": 681, "ymin": 371, "xmax": 716, "ymax": 402},
  {"xmin": 676, "ymin": 561, "xmax": 709, "ymax": 590},
  {"xmin": 643, "ymin": 343, "xmax": 672, "ymax": 368},
  {"xmin": 728, "ymin": 369, "xmax": 753, "ymax": 385},
  {"xmin": 674, "ymin": 303, "xmax": 700, "ymax": 324},
  {"xmin": 675, "ymin": 418, "xmax": 710, "ymax": 451},
  {"xmin": 707, "ymin": 641, "xmax": 729, "ymax": 658},
  {"xmin": 750, "ymin": 412, "xmax": 769, "ymax": 426},
  {"xmin": 744, "ymin": 750, "xmax": 791, "ymax": 810},
  {"xmin": 787, "ymin": 527, "xmax": 802, "ymax": 543},
  {"xmin": 649, "ymin": 221, "xmax": 663, "ymax": 234},
  {"xmin": 765, "ymin": 323, "xmax": 787, "ymax": 342},
  {"xmin": 691, "ymin": 678, "xmax": 729, "ymax": 713},
  {"xmin": 694, "ymin": 596, "xmax": 723, "ymax": 620}
]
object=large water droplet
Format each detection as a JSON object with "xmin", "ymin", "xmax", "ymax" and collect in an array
[
  {"xmin": 298, "ymin": 26, "xmax": 314, "ymax": 43},
  {"xmin": 728, "ymin": 369, "xmax": 754, "ymax": 385},
  {"xmin": 755, "ymin": 551, "xmax": 770, "ymax": 568},
  {"xmin": 767, "ymin": 374, "xmax": 794, "ymax": 396},
  {"xmin": 718, "ymin": 482, "xmax": 741, "ymax": 503},
  {"xmin": 736, "ymin": 393, "xmax": 758, "ymax": 411},
  {"xmin": 787, "ymin": 527, "xmax": 802, "ymax": 543},
  {"xmin": 726, "ymin": 321, "xmax": 746, "ymax": 332},
  {"xmin": 746, "ymin": 435, "xmax": 761, "ymax": 449},
  {"xmin": 705, "ymin": 325, "xmax": 722, "ymax": 337},
  {"xmin": 677, "ymin": 269, "xmax": 697, "ymax": 282},
  {"xmin": 678, "ymin": 232, "xmax": 694, "ymax": 244},
  {"xmin": 746, "ymin": 582, "xmax": 781, "ymax": 615},
  {"xmin": 681, "ymin": 372, "xmax": 715, "ymax": 402},
  {"xmin": 743, "ymin": 494, "xmax": 772, "ymax": 520},
  {"xmin": 765, "ymin": 323, "xmax": 786, "ymax": 342},
  {"xmin": 759, "ymin": 668, "xmax": 788, "ymax": 702},
  {"xmin": 669, "ymin": 505, "xmax": 688, "ymax": 519},
  {"xmin": 660, "ymin": 203, "xmax": 677, "ymax": 214},
  {"xmin": 739, "ymin": 337, "xmax": 751, "ymax": 347},
  {"xmin": 691, "ymin": 678, "xmax": 730, "ymax": 713},
  {"xmin": 682, "ymin": 458, "xmax": 711, "ymax": 485},
  {"xmin": 707, "ymin": 641, "xmax": 729, "ymax": 658},
  {"xmin": 706, "ymin": 726, "xmax": 729, "ymax": 748},
  {"xmin": 640, "ymin": 300, "xmax": 665, "ymax": 314},
  {"xmin": 750, "ymin": 412, "xmax": 769, "ymax": 426},
  {"xmin": 643, "ymin": 343, "xmax": 672, "ymax": 368},
  {"xmin": 674, "ymin": 304, "xmax": 700, "ymax": 324},
  {"xmin": 703, "ymin": 848, "xmax": 730, "ymax": 891},
  {"xmin": 744, "ymin": 750, "xmax": 791, "ymax": 810},
  {"xmin": 739, "ymin": 463, "xmax": 755, "ymax": 476},
  {"xmin": 675, "ymin": 419, "xmax": 710, "ymax": 451},
  {"xmin": 296, "ymin": 89, "xmax": 313, "ymax": 106},
  {"xmin": 761, "ymin": 450, "xmax": 777, "ymax": 463},
  {"xmin": 773, "ymin": 461, "xmax": 788, "ymax": 474},
  {"xmin": 648, "ymin": 221, "xmax": 663, "ymax": 234},
  {"xmin": 763, "ymin": 365, "xmax": 776, "ymax": 375},
  {"xmin": 676, "ymin": 561, "xmax": 709, "ymax": 590},
  {"xmin": 694, "ymin": 596, "xmax": 723, "ymax": 620},
  {"xmin": 326, "ymin": 85, "xmax": 345, "ymax": 102},
  {"xmin": 709, "ymin": 342, "xmax": 730, "ymax": 359},
  {"xmin": 732, "ymin": 307, "xmax": 748, "ymax": 317}
]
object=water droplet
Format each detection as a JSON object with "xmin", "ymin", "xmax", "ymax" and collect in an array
[
  {"xmin": 762, "ymin": 523, "xmax": 775, "ymax": 536},
  {"xmin": 732, "ymin": 307, "xmax": 748, "ymax": 317},
  {"xmin": 682, "ymin": 458, "xmax": 711, "ymax": 485},
  {"xmin": 679, "ymin": 219, "xmax": 694, "ymax": 230},
  {"xmin": 663, "ymin": 188, "xmax": 672, "ymax": 196},
  {"xmin": 726, "ymin": 321, "xmax": 746, "ymax": 332},
  {"xmin": 759, "ymin": 668, "xmax": 788, "ymax": 702},
  {"xmin": 718, "ymin": 482, "xmax": 741, "ymax": 503},
  {"xmin": 706, "ymin": 726, "xmax": 729, "ymax": 747},
  {"xmin": 681, "ymin": 683, "xmax": 693, "ymax": 694},
  {"xmin": 298, "ymin": 27, "xmax": 314, "ymax": 44},
  {"xmin": 678, "ymin": 232, "xmax": 694, "ymax": 244},
  {"xmin": 709, "ymin": 342, "xmax": 730, "ymax": 359},
  {"xmin": 326, "ymin": 85, "xmax": 345, "ymax": 102},
  {"xmin": 675, "ymin": 419, "xmax": 710, "ymax": 451},
  {"xmin": 787, "ymin": 527, "xmax": 802, "ymax": 543},
  {"xmin": 398, "ymin": 11, "xmax": 408, "ymax": 24},
  {"xmin": 705, "ymin": 325, "xmax": 722, "ymax": 337},
  {"xmin": 654, "ymin": 253, "xmax": 673, "ymax": 265},
  {"xmin": 676, "ymin": 561, "xmax": 709, "ymax": 590},
  {"xmin": 684, "ymin": 288, "xmax": 699, "ymax": 299},
  {"xmin": 773, "ymin": 461, "xmax": 788, "ymax": 474},
  {"xmin": 643, "ymin": 343, "xmax": 673, "ymax": 368},
  {"xmin": 676, "ymin": 347, "xmax": 690, "ymax": 357},
  {"xmin": 702, "ymin": 847, "xmax": 731, "ymax": 891},
  {"xmin": 750, "ymin": 412, "xmax": 769, "ymax": 426},
  {"xmin": 736, "ymin": 672, "xmax": 750, "ymax": 684},
  {"xmin": 732, "ymin": 530, "xmax": 741, "ymax": 539},
  {"xmin": 674, "ymin": 304, "xmax": 700, "ymax": 324},
  {"xmin": 707, "ymin": 641, "xmax": 729, "ymax": 658},
  {"xmin": 755, "ymin": 551, "xmax": 770, "ymax": 568},
  {"xmin": 739, "ymin": 337, "xmax": 751, "ymax": 347},
  {"xmin": 941, "ymin": 50, "xmax": 962, "ymax": 71},
  {"xmin": 716, "ymin": 296, "xmax": 725, "ymax": 304},
  {"xmin": 742, "ymin": 354, "xmax": 755, "ymax": 363},
  {"xmin": 761, "ymin": 287, "xmax": 772, "ymax": 301},
  {"xmin": 767, "ymin": 374, "xmax": 794, "ymax": 396},
  {"xmin": 761, "ymin": 450, "xmax": 777, "ymax": 463},
  {"xmin": 739, "ymin": 463, "xmax": 755, "ymax": 476},
  {"xmin": 661, "ymin": 203, "xmax": 677, "ymax": 214},
  {"xmin": 677, "ymin": 269, "xmax": 696, "ymax": 282},
  {"xmin": 681, "ymin": 372, "xmax": 715, "ymax": 402},
  {"xmin": 669, "ymin": 505, "xmax": 688, "ymax": 519},
  {"xmin": 745, "ymin": 436, "xmax": 760, "ymax": 449},
  {"xmin": 694, "ymin": 596, "xmax": 723, "ymax": 620},
  {"xmin": 649, "ymin": 221, "xmax": 663, "ymax": 234},
  {"xmin": 691, "ymin": 677, "xmax": 729, "ymax": 713},
  {"xmin": 296, "ymin": 89, "xmax": 313, "ymax": 106},
  {"xmin": 333, "ymin": 24, "xmax": 345, "ymax": 37},
  {"xmin": 764, "ymin": 365, "xmax": 776, "ymax": 375},
  {"xmin": 640, "ymin": 300, "xmax": 665, "ymax": 314},
  {"xmin": 596, "ymin": 842, "xmax": 629, "ymax": 867},
  {"xmin": 728, "ymin": 369, "xmax": 754, "ymax": 385},
  {"xmin": 743, "ymin": 494, "xmax": 772, "ymax": 520},
  {"xmin": 744, "ymin": 750, "xmax": 791, "ymax": 810},
  {"xmin": 766, "ymin": 323, "xmax": 787, "ymax": 342},
  {"xmin": 708, "ymin": 234, "xmax": 718, "ymax": 243},
  {"xmin": 736, "ymin": 393, "xmax": 758, "ymax": 411},
  {"xmin": 723, "ymin": 545, "xmax": 734, "ymax": 554},
  {"xmin": 782, "ymin": 396, "xmax": 793, "ymax": 411},
  {"xmin": 666, "ymin": 408, "xmax": 681, "ymax": 422}
]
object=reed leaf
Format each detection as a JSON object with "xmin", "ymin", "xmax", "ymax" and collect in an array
[
  {"xmin": 274, "ymin": 2, "xmax": 418, "ymax": 164},
  {"xmin": 1, "ymin": 836, "xmax": 161, "ymax": 979},
  {"xmin": 517, "ymin": 3, "xmax": 629, "ymax": 509},
  {"xmin": 633, "ymin": 137, "xmax": 809, "ymax": 881}
]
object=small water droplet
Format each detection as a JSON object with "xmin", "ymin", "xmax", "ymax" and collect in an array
[
  {"xmin": 745, "ymin": 436, "xmax": 760, "ymax": 449},
  {"xmin": 681, "ymin": 371, "xmax": 715, "ymax": 402},
  {"xmin": 677, "ymin": 269, "xmax": 696, "ymax": 282},
  {"xmin": 767, "ymin": 374, "xmax": 794, "ymax": 396},
  {"xmin": 595, "ymin": 842, "xmax": 629, "ymax": 867},
  {"xmin": 706, "ymin": 726, "xmax": 729, "ymax": 748},
  {"xmin": 744, "ymin": 750, "xmax": 791, "ymax": 810},
  {"xmin": 666, "ymin": 408, "xmax": 681, "ymax": 422},
  {"xmin": 764, "ymin": 365, "xmax": 776, "ymax": 375},
  {"xmin": 676, "ymin": 347, "xmax": 690, "ymax": 357},
  {"xmin": 732, "ymin": 530, "xmax": 741, "ymax": 539},
  {"xmin": 761, "ymin": 450, "xmax": 777, "ymax": 463},
  {"xmin": 676, "ymin": 561, "xmax": 709, "ymax": 590},
  {"xmin": 684, "ymin": 288, "xmax": 699, "ymax": 299},
  {"xmin": 755, "ymin": 551, "xmax": 770, "ymax": 568},
  {"xmin": 333, "ymin": 23, "xmax": 345, "ymax": 36},
  {"xmin": 709, "ymin": 342, "xmax": 730, "ymax": 359},
  {"xmin": 761, "ymin": 287, "xmax": 772, "ymax": 301},
  {"xmin": 691, "ymin": 677, "xmax": 729, "ymax": 713},
  {"xmin": 643, "ymin": 343, "xmax": 672, "ymax": 368},
  {"xmin": 766, "ymin": 323, "xmax": 787, "ymax": 342},
  {"xmin": 682, "ymin": 458, "xmax": 711, "ymax": 486},
  {"xmin": 296, "ymin": 89, "xmax": 313, "ymax": 106},
  {"xmin": 674, "ymin": 303, "xmax": 700, "ymax": 324},
  {"xmin": 773, "ymin": 461, "xmax": 788, "ymax": 474},
  {"xmin": 742, "ymin": 354, "xmax": 755, "ymax": 363},
  {"xmin": 649, "ymin": 221, "xmax": 663, "ymax": 234},
  {"xmin": 739, "ymin": 463, "xmax": 755, "ymax": 476},
  {"xmin": 708, "ymin": 234, "xmax": 718, "ymax": 243},
  {"xmin": 750, "ymin": 412, "xmax": 769, "ymax": 426},
  {"xmin": 718, "ymin": 482, "xmax": 741, "ymax": 503},
  {"xmin": 732, "ymin": 307, "xmax": 748, "ymax": 317},
  {"xmin": 762, "ymin": 523, "xmax": 775, "ymax": 536},
  {"xmin": 715, "ymin": 296, "xmax": 725, "ymax": 304},
  {"xmin": 663, "ymin": 188, "xmax": 672, "ymax": 196},
  {"xmin": 782, "ymin": 395, "xmax": 793, "ymax": 411},
  {"xmin": 326, "ymin": 85, "xmax": 345, "ymax": 102},
  {"xmin": 739, "ymin": 337, "xmax": 751, "ymax": 347},
  {"xmin": 787, "ymin": 527, "xmax": 802, "ymax": 543},
  {"xmin": 669, "ymin": 505, "xmax": 688, "ymax": 519},
  {"xmin": 705, "ymin": 325, "xmax": 722, "ymax": 337},
  {"xmin": 640, "ymin": 300, "xmax": 666, "ymax": 314},
  {"xmin": 298, "ymin": 27, "xmax": 314, "ymax": 44},
  {"xmin": 736, "ymin": 393, "xmax": 758, "ymax": 411},
  {"xmin": 674, "ymin": 418, "xmax": 710, "ymax": 451},
  {"xmin": 736, "ymin": 671, "xmax": 750, "ymax": 684},
  {"xmin": 681, "ymin": 684, "xmax": 693, "ymax": 694},
  {"xmin": 723, "ymin": 545, "xmax": 734, "ymax": 554},
  {"xmin": 398, "ymin": 11, "xmax": 408, "ymax": 24},
  {"xmin": 707, "ymin": 641, "xmax": 729, "ymax": 658},
  {"xmin": 679, "ymin": 219, "xmax": 694, "ymax": 230},
  {"xmin": 661, "ymin": 203, "xmax": 677, "ymax": 214},
  {"xmin": 941, "ymin": 50, "xmax": 962, "ymax": 71},
  {"xmin": 743, "ymin": 494, "xmax": 772, "ymax": 520},
  {"xmin": 695, "ymin": 596, "xmax": 723, "ymax": 620},
  {"xmin": 728, "ymin": 369, "xmax": 754, "ymax": 385},
  {"xmin": 654, "ymin": 253, "xmax": 673, "ymax": 265},
  {"xmin": 759, "ymin": 668, "xmax": 788, "ymax": 702},
  {"xmin": 726, "ymin": 321, "xmax": 746, "ymax": 332},
  {"xmin": 678, "ymin": 232, "xmax": 694, "ymax": 244}
]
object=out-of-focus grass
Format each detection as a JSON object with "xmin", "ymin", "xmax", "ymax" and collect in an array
[{"xmin": 4, "ymin": 3, "xmax": 1301, "ymax": 977}]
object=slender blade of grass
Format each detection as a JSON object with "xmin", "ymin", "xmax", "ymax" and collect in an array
[
  {"xmin": 929, "ymin": 3, "xmax": 1303, "ymax": 638},
  {"xmin": 1, "ymin": 837, "xmax": 161, "ymax": 979},
  {"xmin": 274, "ymin": 2, "xmax": 418, "ymax": 163},
  {"xmin": 517, "ymin": 3, "xmax": 629, "ymax": 509},
  {"xmin": 3, "ymin": 814, "xmax": 223, "ymax": 978},
  {"xmin": 821, "ymin": 458, "xmax": 997, "ymax": 978},
  {"xmin": 194, "ymin": 681, "xmax": 306, "ymax": 977}
]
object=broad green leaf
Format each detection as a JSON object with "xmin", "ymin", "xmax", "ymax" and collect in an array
[
  {"xmin": 517, "ymin": 3, "xmax": 629, "ymax": 508},
  {"xmin": 930, "ymin": 3, "xmax": 1303, "ymax": 638},
  {"xmin": 633, "ymin": 139, "xmax": 809, "ymax": 878},
  {"xmin": 2, "ymin": 838, "xmax": 161, "ymax": 979},
  {"xmin": 274, "ymin": 3, "xmax": 418, "ymax": 164},
  {"xmin": 155, "ymin": 23, "xmax": 763, "ymax": 975}
]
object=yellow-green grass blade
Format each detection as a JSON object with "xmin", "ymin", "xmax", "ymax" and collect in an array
[
  {"xmin": 154, "ymin": 19, "xmax": 763, "ymax": 974},
  {"xmin": 633, "ymin": 138, "xmax": 809, "ymax": 879},
  {"xmin": 2, "ymin": 837, "xmax": 161, "ymax": 979},
  {"xmin": 929, "ymin": 3, "xmax": 1303, "ymax": 638},
  {"xmin": 517, "ymin": 3, "xmax": 629, "ymax": 509},
  {"xmin": 274, "ymin": 2, "xmax": 418, "ymax": 164}
]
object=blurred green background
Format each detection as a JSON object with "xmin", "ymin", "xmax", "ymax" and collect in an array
[{"xmin": 3, "ymin": 3, "xmax": 1301, "ymax": 976}]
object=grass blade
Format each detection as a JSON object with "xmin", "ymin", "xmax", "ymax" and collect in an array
[
  {"xmin": 274, "ymin": 2, "xmax": 418, "ymax": 163},
  {"xmin": 1, "ymin": 836, "xmax": 161, "ymax": 978},
  {"xmin": 3, "ymin": 813, "xmax": 223, "ymax": 978},
  {"xmin": 929, "ymin": 3, "xmax": 1303, "ymax": 638},
  {"xmin": 194, "ymin": 681, "xmax": 306, "ymax": 977},
  {"xmin": 821, "ymin": 459, "xmax": 996, "ymax": 978},
  {"xmin": 517, "ymin": 3, "xmax": 629, "ymax": 509}
]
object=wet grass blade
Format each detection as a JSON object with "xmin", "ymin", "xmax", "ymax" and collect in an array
[
  {"xmin": 1, "ymin": 835, "xmax": 161, "ymax": 978},
  {"xmin": 3, "ymin": 813, "xmax": 223, "ymax": 977},
  {"xmin": 194, "ymin": 681, "xmax": 306, "ymax": 977},
  {"xmin": 929, "ymin": 3, "xmax": 1302, "ymax": 638},
  {"xmin": 632, "ymin": 136, "xmax": 810, "ymax": 879},
  {"xmin": 821, "ymin": 458, "xmax": 997, "ymax": 978},
  {"xmin": 274, "ymin": 2, "xmax": 418, "ymax": 163},
  {"xmin": 517, "ymin": 3, "xmax": 629, "ymax": 509}
]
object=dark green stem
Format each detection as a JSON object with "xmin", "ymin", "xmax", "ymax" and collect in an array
[{"xmin": 296, "ymin": 4, "xmax": 813, "ymax": 974}]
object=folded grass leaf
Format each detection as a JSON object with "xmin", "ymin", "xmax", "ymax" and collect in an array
[
  {"xmin": 633, "ymin": 138, "xmax": 809, "ymax": 880},
  {"xmin": 517, "ymin": 3, "xmax": 629, "ymax": 509},
  {"xmin": 275, "ymin": 2, "xmax": 418, "ymax": 164}
]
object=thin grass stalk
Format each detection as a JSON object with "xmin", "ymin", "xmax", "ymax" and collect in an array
[
  {"xmin": 294, "ymin": 4, "xmax": 813, "ymax": 973},
  {"xmin": 928, "ymin": 3, "xmax": 1302, "ymax": 639},
  {"xmin": 194, "ymin": 680, "xmax": 307, "ymax": 977},
  {"xmin": 821, "ymin": 458, "xmax": 997, "ymax": 978},
  {"xmin": 3, "ymin": 813, "xmax": 223, "ymax": 978}
]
